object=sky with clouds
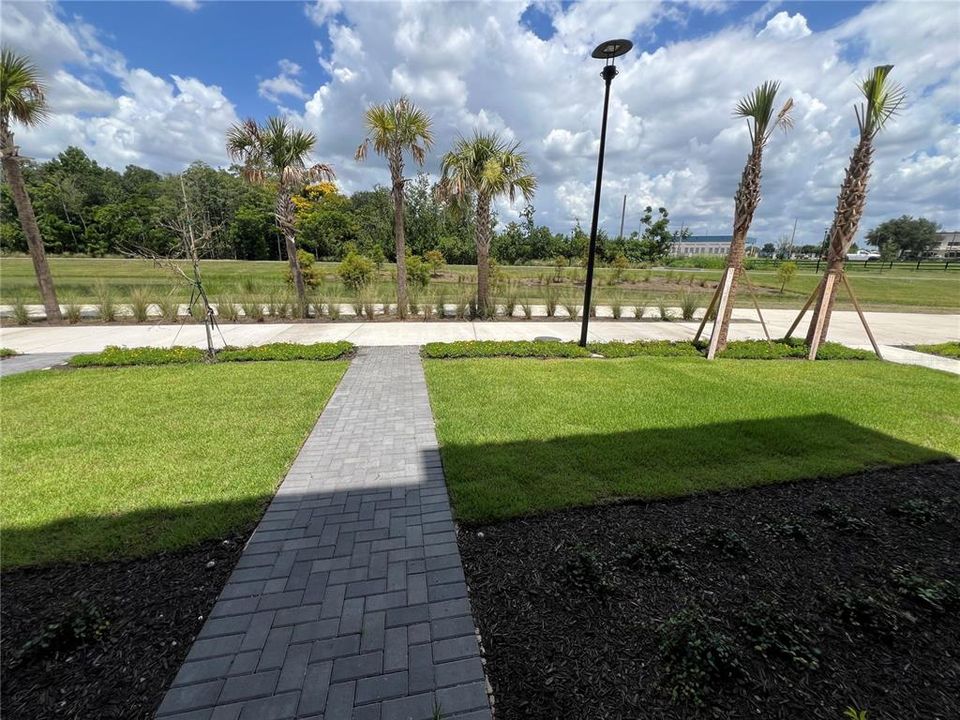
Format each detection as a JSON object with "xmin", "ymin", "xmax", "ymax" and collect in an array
[{"xmin": 2, "ymin": 0, "xmax": 958, "ymax": 246}]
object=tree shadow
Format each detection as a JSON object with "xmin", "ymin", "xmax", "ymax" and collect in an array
[{"xmin": 436, "ymin": 413, "xmax": 952, "ymax": 524}]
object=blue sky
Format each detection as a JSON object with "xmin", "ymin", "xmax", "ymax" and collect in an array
[{"xmin": 4, "ymin": 1, "xmax": 958, "ymax": 241}]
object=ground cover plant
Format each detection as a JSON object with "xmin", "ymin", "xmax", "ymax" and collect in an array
[
  {"xmin": 68, "ymin": 341, "xmax": 354, "ymax": 367},
  {"xmin": 0, "ymin": 347, "xmax": 16, "ymax": 358},
  {"xmin": 1, "ymin": 360, "xmax": 347, "ymax": 566},
  {"xmin": 914, "ymin": 341, "xmax": 960, "ymax": 359},
  {"xmin": 424, "ymin": 356, "xmax": 958, "ymax": 522},
  {"xmin": 458, "ymin": 462, "xmax": 960, "ymax": 719},
  {"xmin": 422, "ymin": 340, "xmax": 590, "ymax": 359}
]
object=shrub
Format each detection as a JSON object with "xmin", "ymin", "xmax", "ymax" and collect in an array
[
  {"xmin": 434, "ymin": 290, "xmax": 447, "ymax": 318},
  {"xmin": 656, "ymin": 298, "xmax": 673, "ymax": 321},
  {"xmin": 633, "ymin": 301, "xmax": 646, "ymax": 319},
  {"xmin": 69, "ymin": 342, "xmax": 353, "ymax": 367},
  {"xmin": 914, "ymin": 341, "xmax": 960, "ymax": 359},
  {"xmin": 11, "ymin": 297, "xmax": 30, "ymax": 325},
  {"xmin": 286, "ymin": 248, "xmax": 322, "ymax": 287},
  {"xmin": 0, "ymin": 347, "xmax": 17, "ymax": 358},
  {"xmin": 70, "ymin": 346, "xmax": 205, "ymax": 367},
  {"xmin": 338, "ymin": 250, "xmax": 375, "ymax": 290},
  {"xmin": 94, "ymin": 282, "xmax": 116, "ymax": 322},
  {"xmin": 502, "ymin": 281, "xmax": 518, "ymax": 318},
  {"xmin": 424, "ymin": 249, "xmax": 445, "ymax": 277},
  {"xmin": 718, "ymin": 338, "xmax": 875, "ymax": 361},
  {"xmin": 739, "ymin": 602, "xmax": 821, "ymax": 670},
  {"xmin": 422, "ymin": 340, "xmax": 591, "ymax": 359},
  {"xmin": 776, "ymin": 261, "xmax": 798, "ymax": 293},
  {"xmin": 217, "ymin": 341, "xmax": 354, "ymax": 362},
  {"xmin": 657, "ymin": 608, "xmax": 744, "ymax": 704},
  {"xmin": 520, "ymin": 297, "xmax": 534, "ymax": 319},
  {"xmin": 588, "ymin": 340, "xmax": 701, "ymax": 358},
  {"xmin": 610, "ymin": 292, "xmax": 624, "ymax": 319},
  {"xmin": 611, "ymin": 253, "xmax": 630, "ymax": 282},
  {"xmin": 406, "ymin": 254, "xmax": 431, "ymax": 290},
  {"xmin": 553, "ymin": 255, "xmax": 568, "ymax": 282}
]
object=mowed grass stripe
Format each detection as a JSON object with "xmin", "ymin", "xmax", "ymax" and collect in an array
[
  {"xmin": 424, "ymin": 357, "xmax": 959, "ymax": 523},
  {"xmin": 1, "ymin": 361, "xmax": 348, "ymax": 568}
]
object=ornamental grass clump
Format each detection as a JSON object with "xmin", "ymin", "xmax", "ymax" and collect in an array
[
  {"xmin": 129, "ymin": 287, "xmax": 152, "ymax": 323},
  {"xmin": 94, "ymin": 282, "xmax": 116, "ymax": 322}
]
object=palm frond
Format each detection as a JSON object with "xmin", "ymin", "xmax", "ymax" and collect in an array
[
  {"xmin": 0, "ymin": 46, "xmax": 50, "ymax": 127},
  {"xmin": 856, "ymin": 64, "xmax": 906, "ymax": 139},
  {"xmin": 734, "ymin": 80, "xmax": 787, "ymax": 144}
]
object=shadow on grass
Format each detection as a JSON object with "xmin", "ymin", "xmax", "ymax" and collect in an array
[
  {"xmin": 1, "ymin": 496, "xmax": 272, "ymax": 570},
  {"xmin": 438, "ymin": 413, "xmax": 952, "ymax": 524}
]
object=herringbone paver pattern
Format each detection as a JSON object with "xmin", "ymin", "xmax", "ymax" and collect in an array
[{"xmin": 157, "ymin": 347, "xmax": 491, "ymax": 720}]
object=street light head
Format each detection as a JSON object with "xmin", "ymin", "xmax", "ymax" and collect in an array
[{"xmin": 591, "ymin": 39, "xmax": 633, "ymax": 60}]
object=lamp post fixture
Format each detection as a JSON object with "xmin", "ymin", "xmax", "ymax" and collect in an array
[{"xmin": 579, "ymin": 38, "xmax": 632, "ymax": 347}]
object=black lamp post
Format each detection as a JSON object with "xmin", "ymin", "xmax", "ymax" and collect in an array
[{"xmin": 579, "ymin": 38, "xmax": 632, "ymax": 347}]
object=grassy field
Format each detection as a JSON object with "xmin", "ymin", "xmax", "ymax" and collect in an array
[
  {"xmin": 1, "ymin": 361, "xmax": 347, "ymax": 568},
  {"xmin": 1, "ymin": 256, "xmax": 958, "ymax": 312},
  {"xmin": 424, "ymin": 357, "xmax": 959, "ymax": 523}
]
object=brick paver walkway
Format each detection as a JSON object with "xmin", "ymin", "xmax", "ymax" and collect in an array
[{"xmin": 157, "ymin": 347, "xmax": 491, "ymax": 720}]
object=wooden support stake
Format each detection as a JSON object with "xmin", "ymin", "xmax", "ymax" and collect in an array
[
  {"xmin": 784, "ymin": 282, "xmax": 821, "ymax": 339},
  {"xmin": 693, "ymin": 282, "xmax": 722, "ymax": 343},
  {"xmin": 742, "ymin": 270, "xmax": 771, "ymax": 342},
  {"xmin": 706, "ymin": 267, "xmax": 736, "ymax": 360},
  {"xmin": 840, "ymin": 272, "xmax": 883, "ymax": 359},
  {"xmin": 807, "ymin": 271, "xmax": 836, "ymax": 360}
]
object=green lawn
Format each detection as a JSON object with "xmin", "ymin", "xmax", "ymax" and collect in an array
[
  {"xmin": 1, "ymin": 361, "xmax": 347, "ymax": 568},
  {"xmin": 424, "ymin": 357, "xmax": 959, "ymax": 523},
  {"xmin": 1, "ymin": 256, "xmax": 957, "ymax": 312}
]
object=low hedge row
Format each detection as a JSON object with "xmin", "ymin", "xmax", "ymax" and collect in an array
[
  {"xmin": 913, "ymin": 341, "xmax": 960, "ymax": 359},
  {"xmin": 0, "ymin": 347, "xmax": 18, "ymax": 359},
  {"xmin": 68, "ymin": 341, "xmax": 355, "ymax": 367},
  {"xmin": 422, "ymin": 340, "xmax": 591, "ymax": 359},
  {"xmin": 422, "ymin": 339, "xmax": 877, "ymax": 361}
]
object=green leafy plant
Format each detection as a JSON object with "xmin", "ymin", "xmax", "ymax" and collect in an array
[
  {"xmin": 422, "ymin": 340, "xmax": 590, "ymax": 359},
  {"xmin": 0, "ymin": 347, "xmax": 17, "ymax": 358},
  {"xmin": 657, "ymin": 608, "xmax": 744, "ymax": 705},
  {"xmin": 678, "ymin": 291, "xmax": 699, "ymax": 321},
  {"xmin": 16, "ymin": 601, "xmax": 108, "ymax": 665},
  {"xmin": 10, "ymin": 296, "xmax": 30, "ymax": 325},
  {"xmin": 338, "ymin": 250, "xmax": 375, "ymax": 290},
  {"xmin": 70, "ymin": 346, "xmax": 206, "ymax": 367},
  {"xmin": 563, "ymin": 545, "xmax": 615, "ymax": 598},
  {"xmin": 619, "ymin": 537, "xmax": 685, "ymax": 575},
  {"xmin": 885, "ymin": 498, "xmax": 942, "ymax": 525},
  {"xmin": 610, "ymin": 292, "xmax": 624, "ymax": 319},
  {"xmin": 217, "ymin": 341, "xmax": 354, "ymax": 362},
  {"xmin": 844, "ymin": 707, "xmax": 869, "ymax": 720},
  {"xmin": 588, "ymin": 340, "xmax": 701, "ymax": 358},
  {"xmin": 704, "ymin": 527, "xmax": 751, "ymax": 560},
  {"xmin": 424, "ymin": 249, "xmax": 445, "ymax": 277},
  {"xmin": 890, "ymin": 567, "xmax": 959, "ymax": 612},
  {"xmin": 63, "ymin": 300, "xmax": 83, "ymax": 324},
  {"xmin": 656, "ymin": 297, "xmax": 673, "ymax": 321},
  {"xmin": 633, "ymin": 301, "xmax": 646, "ymax": 320},
  {"xmin": 562, "ymin": 292, "xmax": 580, "ymax": 321},
  {"xmin": 739, "ymin": 602, "xmax": 821, "ymax": 670},
  {"xmin": 520, "ymin": 297, "xmax": 534, "ymax": 319},
  {"xmin": 544, "ymin": 285, "xmax": 559, "ymax": 317}
]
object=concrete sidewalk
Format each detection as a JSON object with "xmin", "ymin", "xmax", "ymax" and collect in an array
[{"xmin": 1, "ymin": 309, "xmax": 957, "ymax": 353}]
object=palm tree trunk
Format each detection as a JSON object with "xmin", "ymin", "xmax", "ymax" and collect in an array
[
  {"xmin": 390, "ymin": 151, "xmax": 408, "ymax": 318},
  {"xmin": 714, "ymin": 144, "xmax": 763, "ymax": 351},
  {"xmin": 806, "ymin": 138, "xmax": 873, "ymax": 345},
  {"xmin": 276, "ymin": 188, "xmax": 306, "ymax": 307},
  {"xmin": 1, "ymin": 130, "xmax": 61, "ymax": 321},
  {"xmin": 475, "ymin": 193, "xmax": 492, "ymax": 318}
]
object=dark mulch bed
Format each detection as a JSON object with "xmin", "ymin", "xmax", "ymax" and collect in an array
[
  {"xmin": 458, "ymin": 462, "xmax": 960, "ymax": 720},
  {"xmin": 1, "ymin": 527, "xmax": 252, "ymax": 719}
]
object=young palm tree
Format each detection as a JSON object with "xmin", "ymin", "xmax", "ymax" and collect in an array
[
  {"xmin": 227, "ymin": 116, "xmax": 333, "ymax": 308},
  {"xmin": 805, "ymin": 65, "xmax": 905, "ymax": 351},
  {"xmin": 439, "ymin": 132, "xmax": 536, "ymax": 317},
  {"xmin": 709, "ymin": 80, "xmax": 793, "ymax": 355},
  {"xmin": 356, "ymin": 96, "xmax": 433, "ymax": 317},
  {"xmin": 0, "ymin": 47, "xmax": 61, "ymax": 321}
]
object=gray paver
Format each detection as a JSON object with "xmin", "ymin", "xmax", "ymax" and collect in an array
[{"xmin": 157, "ymin": 347, "xmax": 490, "ymax": 718}]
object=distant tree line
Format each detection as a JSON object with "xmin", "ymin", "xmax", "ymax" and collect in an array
[{"xmin": 0, "ymin": 146, "xmax": 685, "ymax": 267}]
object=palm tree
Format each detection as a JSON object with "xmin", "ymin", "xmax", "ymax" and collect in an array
[
  {"xmin": 439, "ymin": 132, "xmax": 536, "ymax": 317},
  {"xmin": 0, "ymin": 47, "xmax": 61, "ymax": 321},
  {"xmin": 356, "ymin": 96, "xmax": 432, "ymax": 317},
  {"xmin": 226, "ymin": 116, "xmax": 333, "ymax": 308},
  {"xmin": 805, "ymin": 65, "xmax": 905, "ymax": 351},
  {"xmin": 709, "ymin": 81, "xmax": 793, "ymax": 355}
]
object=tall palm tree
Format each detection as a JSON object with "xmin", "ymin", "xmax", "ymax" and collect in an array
[
  {"xmin": 439, "ymin": 132, "xmax": 536, "ymax": 316},
  {"xmin": 806, "ymin": 65, "xmax": 905, "ymax": 351},
  {"xmin": 0, "ymin": 47, "xmax": 61, "ymax": 321},
  {"xmin": 356, "ymin": 96, "xmax": 432, "ymax": 316},
  {"xmin": 710, "ymin": 80, "xmax": 793, "ymax": 354},
  {"xmin": 227, "ymin": 116, "xmax": 333, "ymax": 308}
]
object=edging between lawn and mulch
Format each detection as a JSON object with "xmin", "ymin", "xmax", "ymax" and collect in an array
[
  {"xmin": 67, "ymin": 341, "xmax": 355, "ymax": 368},
  {"xmin": 421, "ymin": 338, "xmax": 876, "ymax": 360}
]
